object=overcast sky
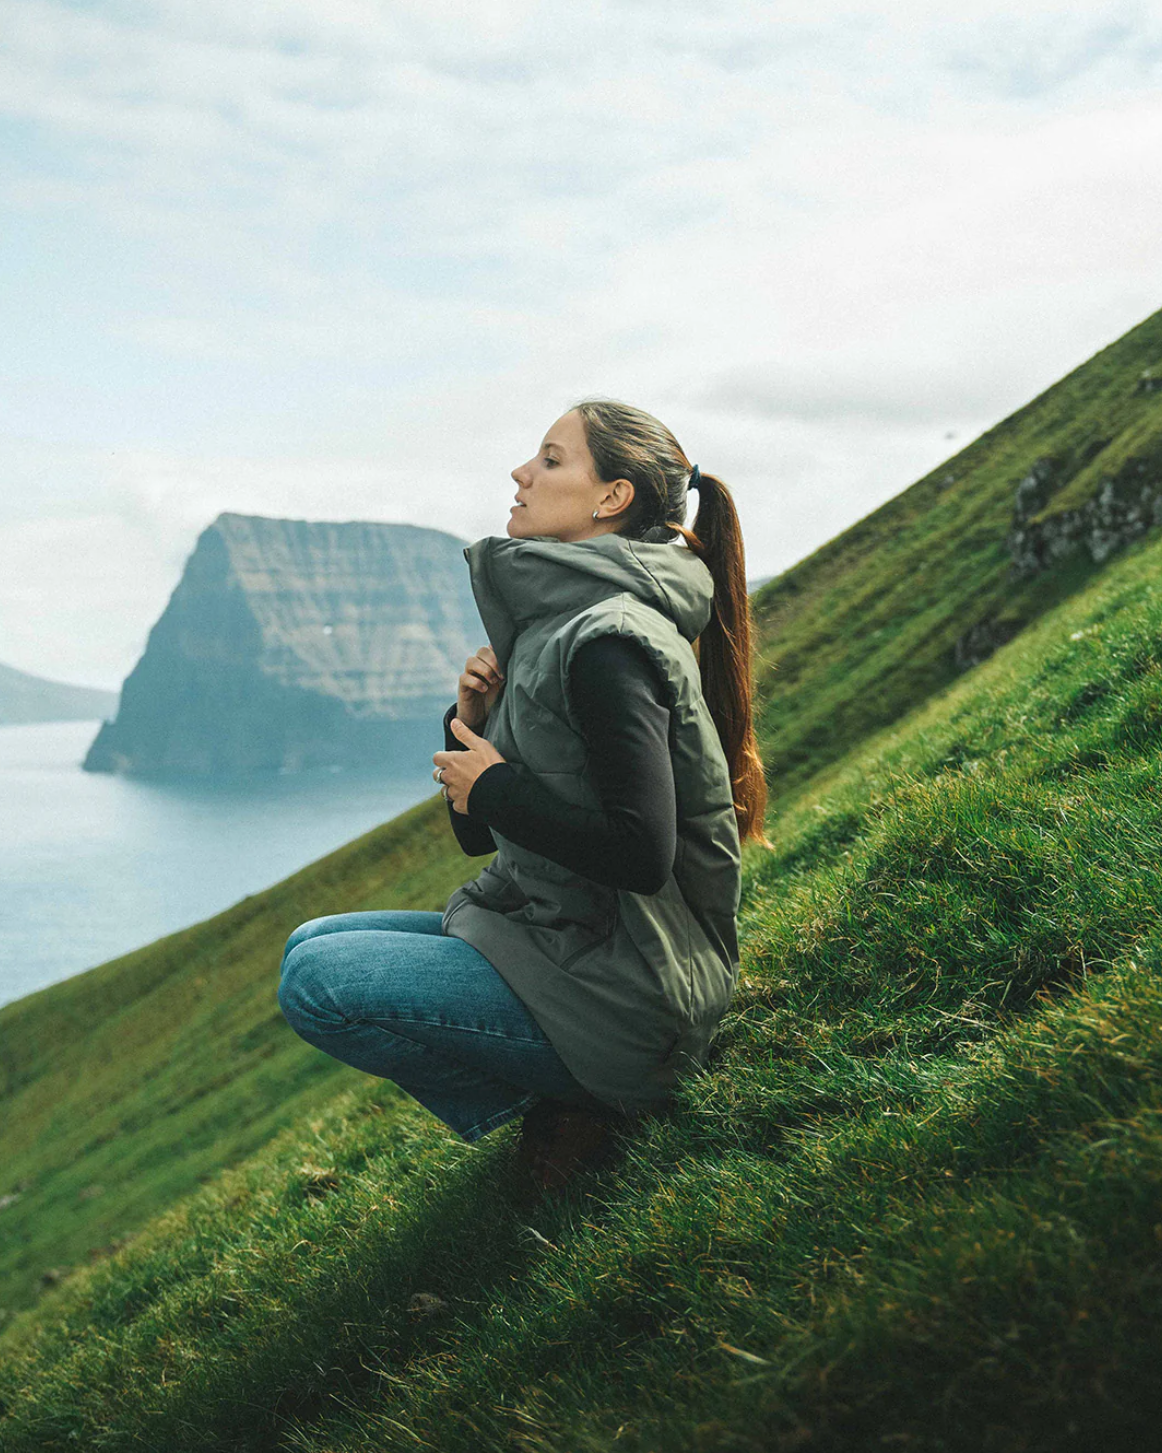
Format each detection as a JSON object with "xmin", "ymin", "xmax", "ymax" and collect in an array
[{"xmin": 3, "ymin": 0, "xmax": 1161, "ymax": 688}]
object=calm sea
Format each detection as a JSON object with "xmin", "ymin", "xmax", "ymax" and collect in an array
[{"xmin": 0, "ymin": 718, "xmax": 445, "ymax": 1009}]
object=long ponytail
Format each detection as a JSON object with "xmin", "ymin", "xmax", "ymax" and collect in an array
[
  {"xmin": 674, "ymin": 475, "xmax": 770, "ymax": 846},
  {"xmin": 570, "ymin": 397, "xmax": 770, "ymax": 847}
]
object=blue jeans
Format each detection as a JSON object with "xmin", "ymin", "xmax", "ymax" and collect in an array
[{"xmin": 278, "ymin": 910, "xmax": 608, "ymax": 1143}]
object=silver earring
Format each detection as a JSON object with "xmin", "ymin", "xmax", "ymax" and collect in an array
[{"xmin": 592, "ymin": 509, "xmax": 600, "ymax": 520}]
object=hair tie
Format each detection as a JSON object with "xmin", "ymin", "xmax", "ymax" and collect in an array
[{"xmin": 689, "ymin": 464, "xmax": 702, "ymax": 489}]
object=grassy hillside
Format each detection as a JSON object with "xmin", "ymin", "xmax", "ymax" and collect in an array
[
  {"xmin": 0, "ymin": 790, "xmax": 472, "ymax": 1313},
  {"xmin": 751, "ymin": 304, "xmax": 1162, "ymax": 802},
  {"xmin": 1, "ymin": 483, "xmax": 1160, "ymax": 1452},
  {"xmin": 3, "ymin": 311, "xmax": 1157, "ymax": 1320},
  {"xmin": 2, "ymin": 305, "xmax": 1161, "ymax": 1446}
]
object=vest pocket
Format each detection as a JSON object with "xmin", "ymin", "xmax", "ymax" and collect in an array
[
  {"xmin": 560, "ymin": 893, "xmax": 620, "ymax": 965},
  {"xmin": 559, "ymin": 919, "xmax": 617, "ymax": 971}
]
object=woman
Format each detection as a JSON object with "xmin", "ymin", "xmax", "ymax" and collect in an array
[{"xmin": 278, "ymin": 398, "xmax": 768, "ymax": 1189}]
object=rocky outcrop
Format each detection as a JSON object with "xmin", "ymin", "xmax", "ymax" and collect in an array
[
  {"xmin": 1006, "ymin": 452, "xmax": 1162, "ymax": 581},
  {"xmin": 84, "ymin": 514, "xmax": 483, "ymax": 775},
  {"xmin": 0, "ymin": 661, "xmax": 118, "ymax": 726},
  {"xmin": 952, "ymin": 439, "xmax": 1162, "ymax": 670},
  {"xmin": 1010, "ymin": 456, "xmax": 1064, "ymax": 525},
  {"xmin": 953, "ymin": 618, "xmax": 1021, "ymax": 671}
]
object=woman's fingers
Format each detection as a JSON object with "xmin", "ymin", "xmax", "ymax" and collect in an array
[
  {"xmin": 433, "ymin": 751, "xmax": 467, "ymax": 810},
  {"xmin": 467, "ymin": 647, "xmax": 504, "ymax": 686},
  {"xmin": 456, "ymin": 645, "xmax": 503, "ymax": 730}
]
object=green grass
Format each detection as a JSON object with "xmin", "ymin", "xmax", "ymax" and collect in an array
[
  {"xmin": 0, "ymin": 787, "xmax": 473, "ymax": 1314},
  {"xmin": 750, "ymin": 304, "xmax": 1162, "ymax": 803},
  {"xmin": 4, "ymin": 306, "xmax": 1160, "ymax": 1324},
  {"xmin": 1, "ymin": 471, "xmax": 1161, "ymax": 1451},
  {"xmin": 4, "ymin": 304, "xmax": 1162, "ymax": 1448}
]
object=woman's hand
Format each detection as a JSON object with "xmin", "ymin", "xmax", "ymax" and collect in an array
[
  {"xmin": 457, "ymin": 644, "xmax": 505, "ymax": 730},
  {"xmin": 433, "ymin": 718, "xmax": 506, "ymax": 815}
]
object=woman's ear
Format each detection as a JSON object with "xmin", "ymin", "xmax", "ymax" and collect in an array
[{"xmin": 602, "ymin": 478, "xmax": 636, "ymax": 519}]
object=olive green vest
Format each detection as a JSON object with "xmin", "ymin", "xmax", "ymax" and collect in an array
[{"xmin": 441, "ymin": 532, "xmax": 742, "ymax": 1115}]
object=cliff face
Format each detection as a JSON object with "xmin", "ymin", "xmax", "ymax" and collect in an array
[
  {"xmin": 0, "ymin": 662, "xmax": 118, "ymax": 726},
  {"xmin": 84, "ymin": 514, "xmax": 483, "ymax": 775}
]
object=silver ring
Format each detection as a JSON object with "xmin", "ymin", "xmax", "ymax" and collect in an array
[
  {"xmin": 435, "ymin": 766, "xmax": 445, "ymax": 783},
  {"xmin": 441, "ymin": 786, "xmax": 450, "ymax": 801}
]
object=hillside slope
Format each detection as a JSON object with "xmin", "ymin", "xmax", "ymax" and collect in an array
[
  {"xmin": 4, "ymin": 306, "xmax": 1162, "ymax": 1324},
  {"xmin": 2, "ymin": 306, "xmax": 1162, "ymax": 1444},
  {"xmin": 752, "ymin": 304, "xmax": 1162, "ymax": 802},
  {"xmin": 0, "ymin": 788, "xmax": 472, "ymax": 1313},
  {"xmin": 2, "ymin": 485, "xmax": 1160, "ymax": 1452},
  {"xmin": 0, "ymin": 661, "xmax": 117, "ymax": 725}
]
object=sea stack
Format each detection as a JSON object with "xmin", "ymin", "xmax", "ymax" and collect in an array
[{"xmin": 84, "ymin": 513, "xmax": 483, "ymax": 775}]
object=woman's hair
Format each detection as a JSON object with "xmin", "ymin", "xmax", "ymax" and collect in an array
[{"xmin": 569, "ymin": 396, "xmax": 770, "ymax": 847}]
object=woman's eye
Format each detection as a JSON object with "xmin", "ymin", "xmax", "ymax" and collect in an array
[{"xmin": 543, "ymin": 456, "xmax": 557, "ymax": 466}]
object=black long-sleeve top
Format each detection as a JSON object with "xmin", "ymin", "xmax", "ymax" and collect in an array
[{"xmin": 441, "ymin": 634, "xmax": 677, "ymax": 895}]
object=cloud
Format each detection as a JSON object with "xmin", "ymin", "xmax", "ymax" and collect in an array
[{"xmin": 2, "ymin": 0, "xmax": 1162, "ymax": 683}]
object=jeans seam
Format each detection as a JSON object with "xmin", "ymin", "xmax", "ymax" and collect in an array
[
  {"xmin": 460, "ymin": 1090, "xmax": 539, "ymax": 1142},
  {"xmin": 370, "ymin": 1013, "xmax": 551, "ymax": 1047}
]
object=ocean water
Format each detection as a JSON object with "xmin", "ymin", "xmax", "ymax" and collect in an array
[{"xmin": 0, "ymin": 719, "xmax": 446, "ymax": 1009}]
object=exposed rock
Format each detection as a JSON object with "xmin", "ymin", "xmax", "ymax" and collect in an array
[
  {"xmin": 1012, "ymin": 456, "xmax": 1062, "ymax": 524},
  {"xmin": 1007, "ymin": 472, "xmax": 1162, "ymax": 581},
  {"xmin": 84, "ymin": 514, "xmax": 483, "ymax": 776},
  {"xmin": 953, "ymin": 617, "xmax": 1021, "ymax": 671},
  {"xmin": 407, "ymin": 1291, "xmax": 448, "ymax": 1317},
  {"xmin": 0, "ymin": 661, "xmax": 118, "ymax": 726},
  {"xmin": 1136, "ymin": 370, "xmax": 1162, "ymax": 394}
]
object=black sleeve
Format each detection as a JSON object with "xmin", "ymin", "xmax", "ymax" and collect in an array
[
  {"xmin": 464, "ymin": 635, "xmax": 678, "ymax": 894},
  {"xmin": 442, "ymin": 703, "xmax": 499, "ymax": 857}
]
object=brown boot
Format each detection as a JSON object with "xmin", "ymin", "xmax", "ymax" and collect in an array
[{"xmin": 518, "ymin": 1099, "xmax": 624, "ymax": 1191}]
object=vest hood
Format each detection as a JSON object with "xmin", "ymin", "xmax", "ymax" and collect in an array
[{"xmin": 463, "ymin": 532, "xmax": 714, "ymax": 667}]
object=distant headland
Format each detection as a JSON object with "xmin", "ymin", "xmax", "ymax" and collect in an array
[
  {"xmin": 0, "ymin": 660, "xmax": 118, "ymax": 726},
  {"xmin": 83, "ymin": 513, "xmax": 483, "ymax": 776}
]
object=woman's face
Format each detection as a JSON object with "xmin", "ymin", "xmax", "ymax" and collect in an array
[{"xmin": 508, "ymin": 409, "xmax": 633, "ymax": 541}]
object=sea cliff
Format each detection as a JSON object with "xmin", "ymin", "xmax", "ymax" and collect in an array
[{"xmin": 84, "ymin": 513, "xmax": 482, "ymax": 775}]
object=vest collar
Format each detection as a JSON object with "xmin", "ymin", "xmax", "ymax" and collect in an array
[{"xmin": 463, "ymin": 532, "xmax": 715, "ymax": 668}]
